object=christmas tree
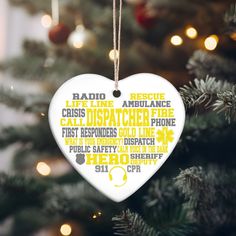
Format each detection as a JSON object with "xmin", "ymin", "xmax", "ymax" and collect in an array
[{"xmin": 0, "ymin": 0, "xmax": 236, "ymax": 235}]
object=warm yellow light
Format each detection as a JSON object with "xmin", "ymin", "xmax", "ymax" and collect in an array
[
  {"xmin": 41, "ymin": 14, "xmax": 52, "ymax": 28},
  {"xmin": 212, "ymin": 34, "xmax": 219, "ymax": 42},
  {"xmin": 92, "ymin": 214, "xmax": 97, "ymax": 219},
  {"xmin": 60, "ymin": 224, "xmax": 72, "ymax": 236},
  {"xmin": 170, "ymin": 35, "xmax": 183, "ymax": 46},
  {"xmin": 68, "ymin": 25, "xmax": 86, "ymax": 49},
  {"xmin": 98, "ymin": 211, "xmax": 102, "ymax": 216},
  {"xmin": 185, "ymin": 27, "xmax": 198, "ymax": 39},
  {"xmin": 109, "ymin": 49, "xmax": 119, "ymax": 61},
  {"xmin": 204, "ymin": 35, "xmax": 219, "ymax": 51},
  {"xmin": 36, "ymin": 162, "xmax": 51, "ymax": 176},
  {"xmin": 73, "ymin": 41, "xmax": 84, "ymax": 49},
  {"xmin": 230, "ymin": 32, "xmax": 236, "ymax": 41},
  {"xmin": 40, "ymin": 112, "xmax": 45, "ymax": 117}
]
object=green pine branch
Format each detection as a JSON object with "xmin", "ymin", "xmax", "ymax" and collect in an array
[
  {"xmin": 180, "ymin": 114, "xmax": 224, "ymax": 144},
  {"xmin": 180, "ymin": 76, "xmax": 236, "ymax": 122},
  {"xmin": 11, "ymin": 208, "xmax": 56, "ymax": 236},
  {"xmin": 0, "ymin": 86, "xmax": 50, "ymax": 112},
  {"xmin": 0, "ymin": 121, "xmax": 58, "ymax": 151},
  {"xmin": 144, "ymin": 178, "xmax": 180, "ymax": 208},
  {"xmin": 113, "ymin": 167, "xmax": 236, "ymax": 236},
  {"xmin": 175, "ymin": 166, "xmax": 236, "ymax": 229},
  {"xmin": 44, "ymin": 181, "xmax": 110, "ymax": 218},
  {"xmin": 0, "ymin": 86, "xmax": 26, "ymax": 109},
  {"xmin": 113, "ymin": 209, "xmax": 159, "ymax": 236},
  {"xmin": 187, "ymin": 50, "xmax": 236, "ymax": 82},
  {"xmin": 144, "ymin": 178, "xmax": 197, "ymax": 236},
  {"xmin": 12, "ymin": 148, "xmax": 63, "ymax": 171},
  {"xmin": 0, "ymin": 173, "xmax": 116, "ymax": 222},
  {"xmin": 0, "ymin": 53, "xmax": 84, "ymax": 86},
  {"xmin": 0, "ymin": 173, "xmax": 50, "ymax": 220}
]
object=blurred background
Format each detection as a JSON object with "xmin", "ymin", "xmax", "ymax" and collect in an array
[
  {"xmin": 0, "ymin": 0, "xmax": 236, "ymax": 236},
  {"xmin": 0, "ymin": 0, "xmax": 47, "ymax": 171}
]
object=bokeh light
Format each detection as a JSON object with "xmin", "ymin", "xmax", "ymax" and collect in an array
[
  {"xmin": 36, "ymin": 162, "xmax": 51, "ymax": 176},
  {"xmin": 109, "ymin": 49, "xmax": 119, "ymax": 61},
  {"xmin": 41, "ymin": 14, "xmax": 52, "ymax": 28},
  {"xmin": 185, "ymin": 27, "xmax": 198, "ymax": 39},
  {"xmin": 170, "ymin": 35, "xmax": 183, "ymax": 46},
  {"xmin": 60, "ymin": 224, "xmax": 72, "ymax": 236},
  {"xmin": 204, "ymin": 35, "xmax": 219, "ymax": 51}
]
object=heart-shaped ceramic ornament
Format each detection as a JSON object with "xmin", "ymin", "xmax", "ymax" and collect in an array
[{"xmin": 49, "ymin": 73, "xmax": 185, "ymax": 202}]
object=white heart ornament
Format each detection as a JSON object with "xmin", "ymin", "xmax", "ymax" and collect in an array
[{"xmin": 49, "ymin": 73, "xmax": 185, "ymax": 202}]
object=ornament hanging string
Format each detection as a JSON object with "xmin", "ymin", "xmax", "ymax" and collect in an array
[
  {"xmin": 51, "ymin": 0, "xmax": 59, "ymax": 26},
  {"xmin": 113, "ymin": 0, "xmax": 123, "ymax": 91}
]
